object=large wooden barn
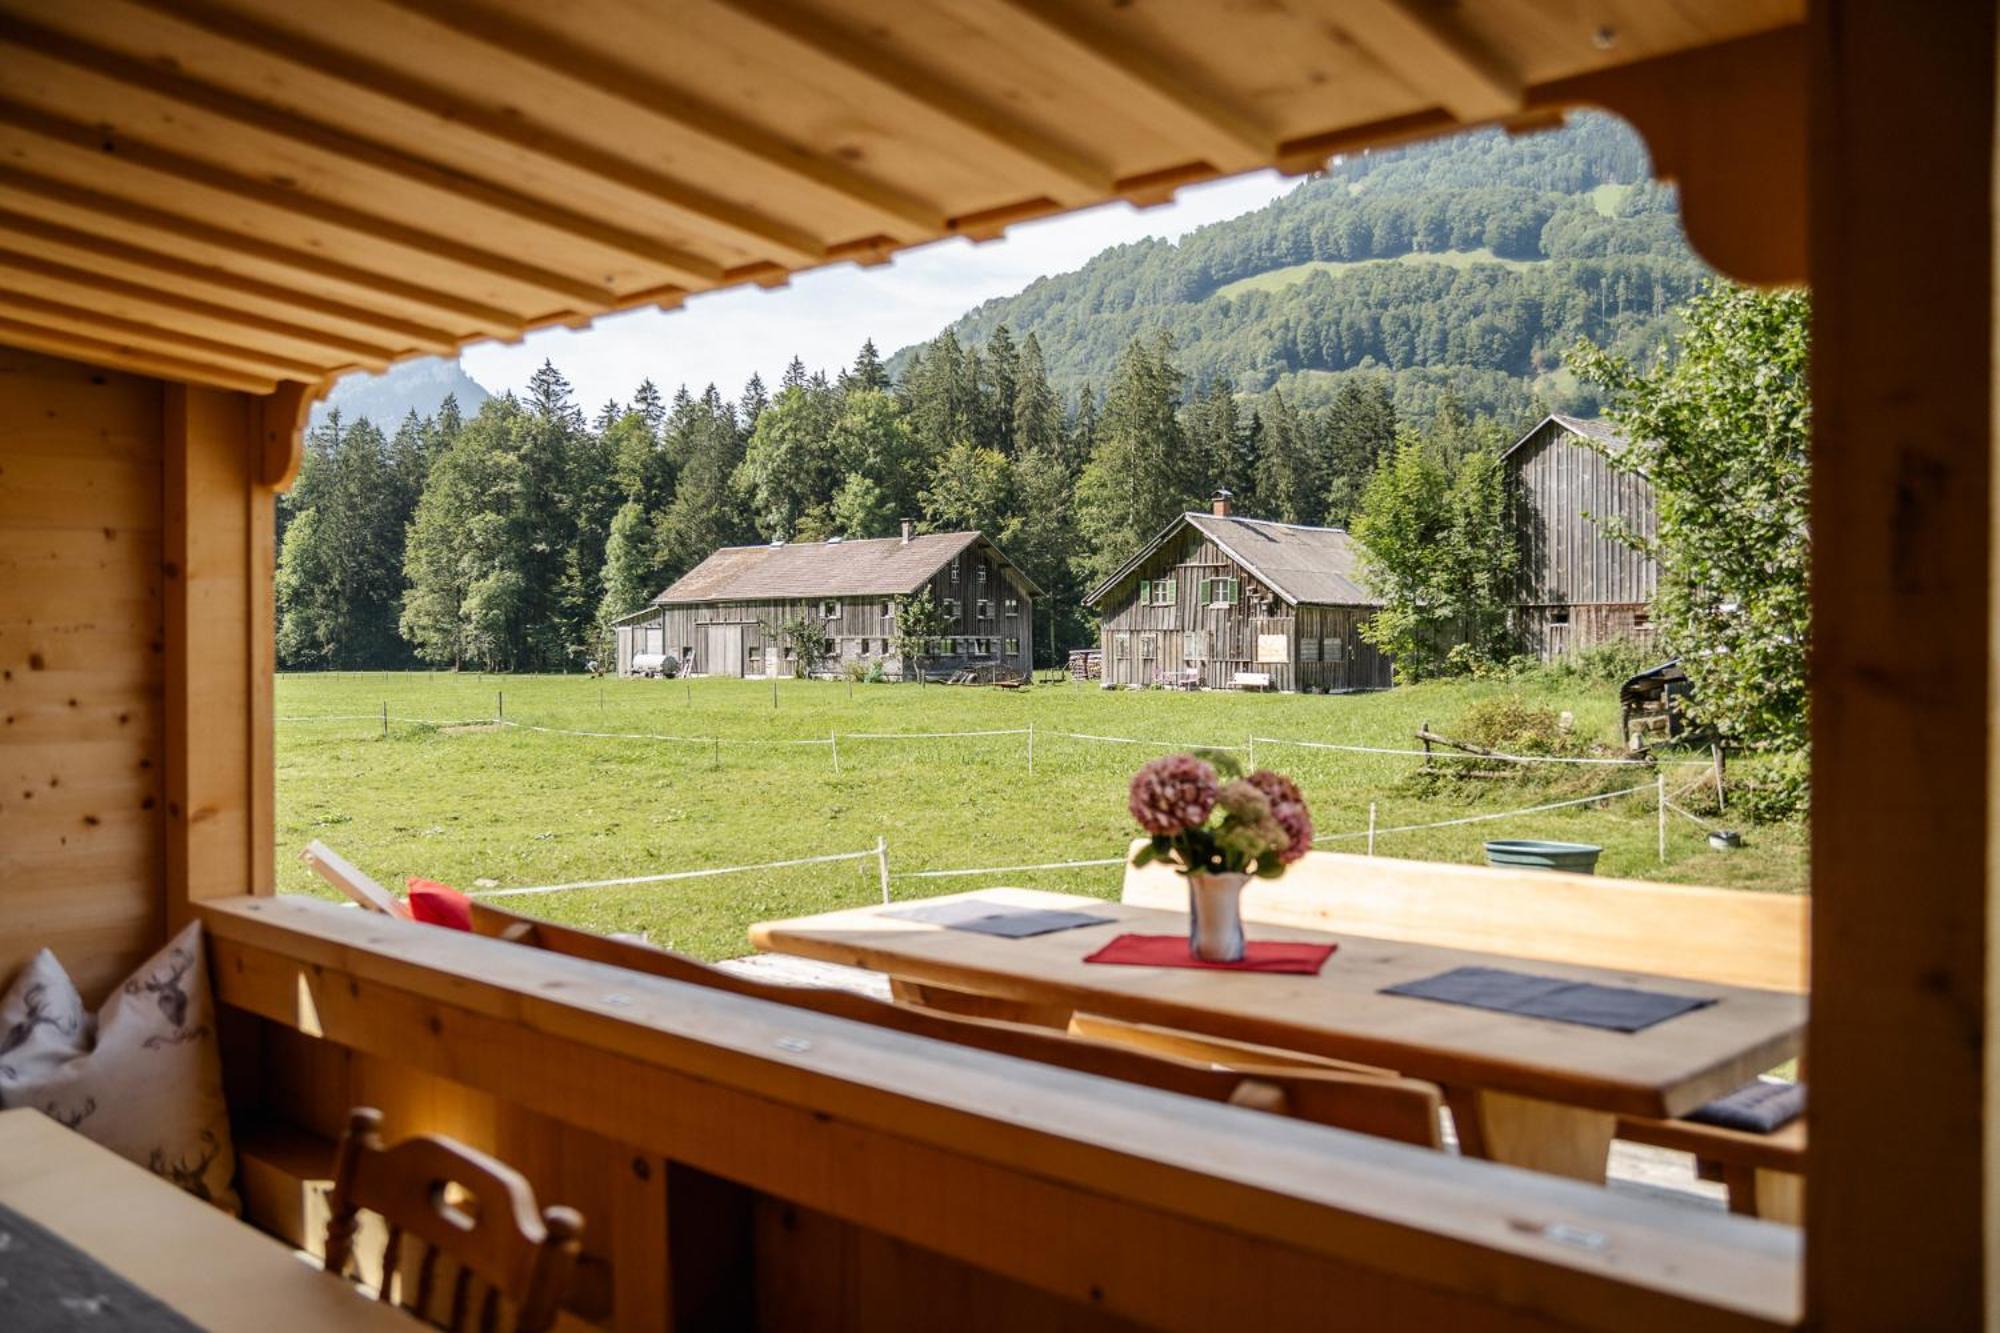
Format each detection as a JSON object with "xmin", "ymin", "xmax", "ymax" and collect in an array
[
  {"xmin": 1, "ymin": 3, "xmax": 1992, "ymax": 1330},
  {"xmin": 1504, "ymin": 414, "xmax": 1660, "ymax": 660},
  {"xmin": 616, "ymin": 524, "xmax": 1037, "ymax": 678},
  {"xmin": 1087, "ymin": 496, "xmax": 1393, "ymax": 691}
]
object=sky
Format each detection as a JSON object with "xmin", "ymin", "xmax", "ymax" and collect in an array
[{"xmin": 461, "ymin": 169, "xmax": 1299, "ymax": 411}]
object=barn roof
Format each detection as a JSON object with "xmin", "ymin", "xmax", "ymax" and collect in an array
[
  {"xmin": 1086, "ymin": 513, "xmax": 1379, "ymax": 610},
  {"xmin": 1500, "ymin": 413, "xmax": 1632, "ymax": 462},
  {"xmin": 656, "ymin": 530, "xmax": 1040, "ymax": 604}
]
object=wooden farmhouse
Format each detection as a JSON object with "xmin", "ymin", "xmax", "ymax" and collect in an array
[
  {"xmin": 614, "ymin": 524, "xmax": 1037, "ymax": 678},
  {"xmin": 2, "ymin": 3, "xmax": 1993, "ymax": 1330},
  {"xmin": 1087, "ymin": 495, "xmax": 1393, "ymax": 691},
  {"xmin": 1504, "ymin": 414, "xmax": 1660, "ymax": 660}
]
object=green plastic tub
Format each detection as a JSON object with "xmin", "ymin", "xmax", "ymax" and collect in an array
[{"xmin": 1482, "ymin": 839, "xmax": 1603, "ymax": 874}]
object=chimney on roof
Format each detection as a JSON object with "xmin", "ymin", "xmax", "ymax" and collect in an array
[
  {"xmin": 900, "ymin": 518, "xmax": 914, "ymax": 544},
  {"xmin": 768, "ymin": 535, "xmax": 784, "ymax": 547},
  {"xmin": 826, "ymin": 534, "xmax": 843, "ymax": 544},
  {"xmin": 1211, "ymin": 488, "xmax": 1234, "ymax": 518}
]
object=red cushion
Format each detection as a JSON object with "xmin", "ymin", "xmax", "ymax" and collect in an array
[{"xmin": 405, "ymin": 877, "xmax": 472, "ymax": 931}]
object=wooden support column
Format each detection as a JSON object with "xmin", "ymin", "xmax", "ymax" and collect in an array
[
  {"xmin": 1806, "ymin": 1, "xmax": 1996, "ymax": 1325},
  {"xmin": 162, "ymin": 383, "xmax": 277, "ymax": 923}
]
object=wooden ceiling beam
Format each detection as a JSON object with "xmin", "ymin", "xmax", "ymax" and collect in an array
[
  {"xmin": 0, "ymin": 314, "xmax": 281, "ymax": 396},
  {"xmin": 0, "ymin": 246, "xmax": 398, "ymax": 367},
  {"xmin": 0, "ymin": 207, "xmax": 458, "ymax": 354},
  {"xmin": 0, "ymin": 290, "xmax": 336, "ymax": 382},
  {"xmin": 711, "ymin": 0, "xmax": 1115, "ymax": 206},
  {"xmin": 119, "ymin": 0, "xmax": 825, "ymax": 269},
  {"xmin": 976, "ymin": 0, "xmax": 1273, "ymax": 171},
  {"xmin": 378, "ymin": 0, "xmax": 944, "ymax": 242},
  {"xmin": 0, "ymin": 15, "xmax": 723, "ymax": 290},
  {"xmin": 0, "ymin": 168, "xmax": 522, "ymax": 337},
  {"xmin": 1319, "ymin": 0, "xmax": 1523, "ymax": 124},
  {"xmin": 0, "ymin": 100, "xmax": 608, "ymax": 309}
]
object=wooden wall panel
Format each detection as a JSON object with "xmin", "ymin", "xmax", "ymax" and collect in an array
[{"xmin": 0, "ymin": 348, "xmax": 165, "ymax": 1003}]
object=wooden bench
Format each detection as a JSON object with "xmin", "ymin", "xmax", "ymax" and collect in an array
[
  {"xmin": 1231, "ymin": 670, "xmax": 1273, "ymax": 691},
  {"xmin": 1157, "ymin": 666, "xmax": 1200, "ymax": 690},
  {"xmin": 1119, "ymin": 842, "xmax": 1808, "ymax": 1219}
]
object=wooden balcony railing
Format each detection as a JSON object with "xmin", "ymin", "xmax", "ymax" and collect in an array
[{"xmin": 202, "ymin": 894, "xmax": 1801, "ymax": 1332}]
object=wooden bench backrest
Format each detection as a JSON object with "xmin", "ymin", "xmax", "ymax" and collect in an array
[
  {"xmin": 468, "ymin": 903, "xmax": 1443, "ymax": 1149},
  {"xmin": 1121, "ymin": 842, "xmax": 1808, "ymax": 993}
]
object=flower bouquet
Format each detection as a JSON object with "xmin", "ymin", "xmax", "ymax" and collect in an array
[{"xmin": 1127, "ymin": 751, "xmax": 1313, "ymax": 962}]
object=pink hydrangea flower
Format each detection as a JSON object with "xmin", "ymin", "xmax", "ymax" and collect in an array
[
  {"xmin": 1246, "ymin": 769, "xmax": 1313, "ymax": 863},
  {"xmin": 1128, "ymin": 753, "xmax": 1219, "ymax": 836}
]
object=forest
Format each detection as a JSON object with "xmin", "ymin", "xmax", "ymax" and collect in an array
[{"xmin": 275, "ymin": 112, "xmax": 1693, "ymax": 675}]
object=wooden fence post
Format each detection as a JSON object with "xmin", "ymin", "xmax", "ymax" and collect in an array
[
  {"xmin": 1368, "ymin": 803, "xmax": 1377, "ymax": 857},
  {"xmin": 875, "ymin": 837, "xmax": 891, "ymax": 905},
  {"xmin": 830, "ymin": 730, "xmax": 840, "ymax": 775},
  {"xmin": 1657, "ymin": 771, "xmax": 1667, "ymax": 863}
]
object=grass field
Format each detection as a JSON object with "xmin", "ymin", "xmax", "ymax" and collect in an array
[
  {"xmin": 276, "ymin": 672, "xmax": 1807, "ymax": 960},
  {"xmin": 1212, "ymin": 248, "xmax": 1539, "ymax": 299}
]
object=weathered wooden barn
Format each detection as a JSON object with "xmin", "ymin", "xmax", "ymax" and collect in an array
[
  {"xmin": 1503, "ymin": 414, "xmax": 1660, "ymax": 659},
  {"xmin": 1087, "ymin": 495, "xmax": 1393, "ymax": 691},
  {"xmin": 617, "ymin": 524, "xmax": 1037, "ymax": 678},
  {"xmin": 3, "ymin": 2, "xmax": 1993, "ymax": 1329}
]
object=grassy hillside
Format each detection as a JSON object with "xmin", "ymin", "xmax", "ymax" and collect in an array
[
  {"xmin": 890, "ymin": 113, "xmax": 1703, "ymax": 426},
  {"xmin": 278, "ymin": 673, "xmax": 1802, "ymax": 959}
]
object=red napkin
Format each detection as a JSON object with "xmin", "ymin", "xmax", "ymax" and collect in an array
[
  {"xmin": 406, "ymin": 877, "xmax": 473, "ymax": 931},
  {"xmin": 1082, "ymin": 933, "xmax": 1336, "ymax": 974}
]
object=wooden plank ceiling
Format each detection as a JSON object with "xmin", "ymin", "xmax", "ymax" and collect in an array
[{"xmin": 0, "ymin": 0, "xmax": 1802, "ymax": 396}]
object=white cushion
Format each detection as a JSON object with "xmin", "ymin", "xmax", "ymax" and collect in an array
[{"xmin": 0, "ymin": 922, "xmax": 239, "ymax": 1213}]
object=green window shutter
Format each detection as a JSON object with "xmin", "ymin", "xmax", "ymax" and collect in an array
[
  {"xmin": 1138, "ymin": 578, "xmax": 1150, "ymax": 604},
  {"xmin": 1200, "ymin": 578, "xmax": 1212, "ymax": 604},
  {"xmin": 1164, "ymin": 578, "xmax": 1177, "ymax": 605}
]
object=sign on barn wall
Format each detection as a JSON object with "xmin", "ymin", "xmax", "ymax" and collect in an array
[{"xmin": 1256, "ymin": 634, "xmax": 1289, "ymax": 663}]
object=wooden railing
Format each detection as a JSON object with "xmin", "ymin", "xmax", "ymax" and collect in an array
[{"xmin": 202, "ymin": 895, "xmax": 1801, "ymax": 1332}]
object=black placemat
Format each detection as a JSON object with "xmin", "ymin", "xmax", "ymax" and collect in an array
[
  {"xmin": 0, "ymin": 1200, "xmax": 201, "ymax": 1331},
  {"xmin": 1380, "ymin": 965, "xmax": 1717, "ymax": 1033},
  {"xmin": 881, "ymin": 898, "xmax": 1114, "ymax": 938}
]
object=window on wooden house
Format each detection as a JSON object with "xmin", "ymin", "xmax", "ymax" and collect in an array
[
  {"xmin": 1325, "ymin": 637, "xmax": 1345, "ymax": 662},
  {"xmin": 1005, "ymin": 638, "xmax": 1020, "ymax": 656},
  {"xmin": 1185, "ymin": 630, "xmax": 1208, "ymax": 660},
  {"xmin": 1550, "ymin": 607, "xmax": 1571, "ymax": 625},
  {"xmin": 1162, "ymin": 578, "xmax": 1176, "ymax": 606},
  {"xmin": 1634, "ymin": 611, "xmax": 1652, "ymax": 628},
  {"xmin": 747, "ymin": 645, "xmax": 762, "ymax": 669},
  {"xmin": 1301, "ymin": 637, "xmax": 1320, "ymax": 662},
  {"xmin": 977, "ymin": 565, "xmax": 987, "ymax": 589},
  {"xmin": 1203, "ymin": 577, "xmax": 1240, "ymax": 606},
  {"xmin": 1004, "ymin": 596, "xmax": 1019, "ymax": 616},
  {"xmin": 882, "ymin": 599, "xmax": 895, "ymax": 618},
  {"xmin": 950, "ymin": 563, "xmax": 961, "ymax": 586},
  {"xmin": 1113, "ymin": 632, "xmax": 1130, "ymax": 659},
  {"xmin": 977, "ymin": 599, "xmax": 992, "ymax": 620},
  {"xmin": 943, "ymin": 598, "xmax": 959, "ymax": 619},
  {"xmin": 820, "ymin": 599, "xmax": 840, "ymax": 619}
]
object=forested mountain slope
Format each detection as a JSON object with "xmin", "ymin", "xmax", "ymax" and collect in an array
[
  {"xmin": 892, "ymin": 113, "xmax": 1699, "ymax": 424},
  {"xmin": 310, "ymin": 357, "xmax": 492, "ymax": 430}
]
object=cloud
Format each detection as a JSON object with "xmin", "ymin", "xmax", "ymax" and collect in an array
[{"xmin": 461, "ymin": 170, "xmax": 1297, "ymax": 409}]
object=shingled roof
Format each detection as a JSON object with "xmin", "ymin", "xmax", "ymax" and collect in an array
[
  {"xmin": 1500, "ymin": 413, "xmax": 1634, "ymax": 462},
  {"xmin": 656, "ymin": 531, "xmax": 1039, "ymax": 604},
  {"xmin": 1086, "ymin": 513, "xmax": 1379, "ymax": 609}
]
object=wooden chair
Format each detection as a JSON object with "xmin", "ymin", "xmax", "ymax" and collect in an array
[
  {"xmin": 468, "ymin": 902, "xmax": 1445, "ymax": 1150},
  {"xmin": 1120, "ymin": 842, "xmax": 1809, "ymax": 1218},
  {"xmin": 325, "ymin": 1107, "xmax": 584, "ymax": 1332}
]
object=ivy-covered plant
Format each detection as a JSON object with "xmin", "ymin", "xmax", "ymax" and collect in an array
[
  {"xmin": 1569, "ymin": 285, "xmax": 1810, "ymax": 761},
  {"xmin": 1127, "ymin": 751, "xmax": 1314, "ymax": 879},
  {"xmin": 772, "ymin": 615, "xmax": 834, "ymax": 679}
]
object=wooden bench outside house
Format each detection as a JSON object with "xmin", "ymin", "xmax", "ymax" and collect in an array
[
  {"xmin": 1231, "ymin": 671, "xmax": 1274, "ymax": 691},
  {"xmin": 1119, "ymin": 845, "xmax": 1809, "ymax": 1220}
]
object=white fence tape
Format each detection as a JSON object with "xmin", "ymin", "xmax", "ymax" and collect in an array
[
  {"xmin": 1314, "ymin": 781, "xmax": 1658, "ymax": 842},
  {"xmin": 1045, "ymin": 731, "xmax": 1249, "ymax": 752},
  {"xmin": 894, "ymin": 856, "xmax": 1128, "ymax": 879},
  {"xmin": 1250, "ymin": 735, "xmax": 1668, "ymax": 767},
  {"xmin": 472, "ymin": 847, "xmax": 882, "ymax": 900}
]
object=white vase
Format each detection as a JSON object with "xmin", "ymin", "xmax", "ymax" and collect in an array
[{"xmin": 1187, "ymin": 871, "xmax": 1249, "ymax": 962}]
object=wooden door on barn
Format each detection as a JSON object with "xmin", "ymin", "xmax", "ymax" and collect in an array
[
  {"xmin": 1138, "ymin": 632, "xmax": 1159, "ymax": 685},
  {"xmin": 704, "ymin": 624, "xmax": 744, "ymax": 677}
]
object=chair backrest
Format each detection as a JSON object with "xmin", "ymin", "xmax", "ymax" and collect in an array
[
  {"xmin": 468, "ymin": 903, "xmax": 1443, "ymax": 1149},
  {"xmin": 325, "ymin": 1107, "xmax": 583, "ymax": 1333},
  {"xmin": 1121, "ymin": 841, "xmax": 1808, "ymax": 993},
  {"xmin": 304, "ymin": 840, "xmax": 408, "ymax": 918}
]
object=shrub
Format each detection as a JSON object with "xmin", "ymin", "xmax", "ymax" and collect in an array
[{"xmin": 1454, "ymin": 694, "xmax": 1591, "ymax": 758}]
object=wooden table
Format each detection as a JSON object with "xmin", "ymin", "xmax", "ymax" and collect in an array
[
  {"xmin": 0, "ymin": 1109, "xmax": 415, "ymax": 1331},
  {"xmin": 750, "ymin": 888, "xmax": 1808, "ymax": 1182}
]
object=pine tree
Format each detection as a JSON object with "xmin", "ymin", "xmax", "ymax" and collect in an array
[
  {"xmin": 829, "ymin": 388, "xmax": 921, "ymax": 533},
  {"xmin": 843, "ymin": 338, "xmax": 890, "ymax": 392},
  {"xmin": 655, "ymin": 387, "xmax": 752, "ymax": 579},
  {"xmin": 736, "ymin": 373, "xmax": 768, "ymax": 438},
  {"xmin": 1323, "ymin": 379, "xmax": 1397, "ymax": 526},
  {"xmin": 1252, "ymin": 390, "xmax": 1326, "ymax": 525},
  {"xmin": 597, "ymin": 500, "xmax": 657, "ymax": 631},
  {"xmin": 277, "ymin": 413, "xmax": 407, "ymax": 669},
  {"xmin": 631, "ymin": 379, "xmax": 666, "ymax": 435},
  {"xmin": 1073, "ymin": 335, "xmax": 1194, "ymax": 584},
  {"xmin": 981, "ymin": 325, "xmax": 1019, "ymax": 454},
  {"xmin": 737, "ymin": 372, "xmax": 840, "ymax": 538},
  {"xmin": 1012, "ymin": 333, "xmax": 1062, "ymax": 460},
  {"xmin": 401, "ymin": 399, "xmax": 523, "ymax": 670}
]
